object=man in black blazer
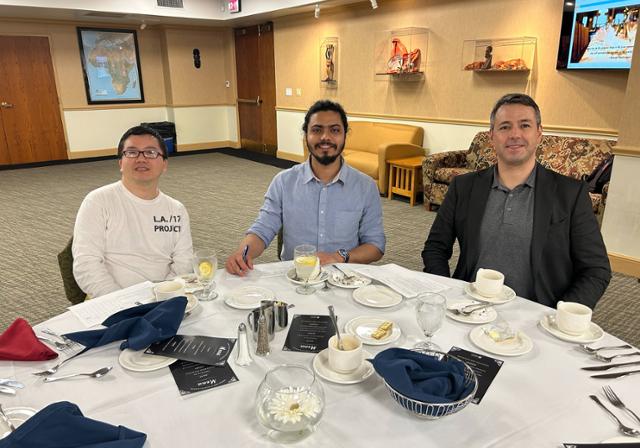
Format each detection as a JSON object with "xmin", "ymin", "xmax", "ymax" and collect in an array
[{"xmin": 422, "ymin": 94, "xmax": 611, "ymax": 309}]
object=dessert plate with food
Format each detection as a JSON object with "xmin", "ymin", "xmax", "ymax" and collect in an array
[{"xmin": 344, "ymin": 316, "xmax": 401, "ymax": 345}]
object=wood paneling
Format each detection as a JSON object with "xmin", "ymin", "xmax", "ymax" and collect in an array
[{"xmin": 0, "ymin": 36, "xmax": 67, "ymax": 164}]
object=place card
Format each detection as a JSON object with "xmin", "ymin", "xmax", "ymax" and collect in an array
[
  {"xmin": 283, "ymin": 314, "xmax": 335, "ymax": 353},
  {"xmin": 448, "ymin": 346, "xmax": 503, "ymax": 404},
  {"xmin": 169, "ymin": 360, "xmax": 238, "ymax": 396},
  {"xmin": 146, "ymin": 335, "xmax": 235, "ymax": 366}
]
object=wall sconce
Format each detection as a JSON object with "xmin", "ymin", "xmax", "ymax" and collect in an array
[
  {"xmin": 140, "ymin": 21, "xmax": 147, "ymax": 30},
  {"xmin": 314, "ymin": 3, "xmax": 320, "ymax": 19}
]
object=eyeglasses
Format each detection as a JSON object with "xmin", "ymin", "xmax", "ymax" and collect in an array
[{"xmin": 122, "ymin": 149, "xmax": 164, "ymax": 159}]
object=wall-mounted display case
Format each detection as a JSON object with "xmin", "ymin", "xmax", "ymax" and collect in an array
[
  {"xmin": 374, "ymin": 27, "xmax": 428, "ymax": 79},
  {"xmin": 320, "ymin": 37, "xmax": 339, "ymax": 88},
  {"xmin": 462, "ymin": 37, "xmax": 536, "ymax": 71}
]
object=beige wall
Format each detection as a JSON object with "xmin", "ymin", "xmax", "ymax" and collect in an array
[{"xmin": 273, "ymin": 0, "xmax": 628, "ymax": 134}]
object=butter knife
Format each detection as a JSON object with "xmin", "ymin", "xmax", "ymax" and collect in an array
[
  {"xmin": 582, "ymin": 360, "xmax": 640, "ymax": 371},
  {"xmin": 0, "ymin": 385, "xmax": 17, "ymax": 395},
  {"xmin": 0, "ymin": 379, "xmax": 24, "ymax": 389},
  {"xmin": 591, "ymin": 369, "xmax": 640, "ymax": 379}
]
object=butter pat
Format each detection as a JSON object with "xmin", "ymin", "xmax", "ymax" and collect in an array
[
  {"xmin": 371, "ymin": 321, "xmax": 393, "ymax": 339},
  {"xmin": 484, "ymin": 324, "xmax": 516, "ymax": 343}
]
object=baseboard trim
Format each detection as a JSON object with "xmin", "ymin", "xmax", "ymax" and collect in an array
[
  {"xmin": 277, "ymin": 150, "xmax": 305, "ymax": 163},
  {"xmin": 69, "ymin": 148, "xmax": 116, "ymax": 159},
  {"xmin": 178, "ymin": 141, "xmax": 239, "ymax": 151},
  {"xmin": 608, "ymin": 252, "xmax": 640, "ymax": 277}
]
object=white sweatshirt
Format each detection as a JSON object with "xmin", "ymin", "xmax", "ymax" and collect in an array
[{"xmin": 72, "ymin": 181, "xmax": 193, "ymax": 298}]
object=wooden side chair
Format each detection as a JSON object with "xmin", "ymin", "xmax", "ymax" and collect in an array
[{"xmin": 57, "ymin": 237, "xmax": 87, "ymax": 305}]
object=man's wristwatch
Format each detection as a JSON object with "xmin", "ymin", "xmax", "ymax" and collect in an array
[{"xmin": 337, "ymin": 249, "xmax": 350, "ymax": 263}]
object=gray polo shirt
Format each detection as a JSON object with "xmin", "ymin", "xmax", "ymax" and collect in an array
[{"xmin": 474, "ymin": 166, "xmax": 536, "ymax": 299}]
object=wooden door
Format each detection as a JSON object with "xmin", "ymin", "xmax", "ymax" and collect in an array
[
  {"xmin": 234, "ymin": 22, "xmax": 277, "ymax": 156},
  {"xmin": 0, "ymin": 36, "xmax": 67, "ymax": 165}
]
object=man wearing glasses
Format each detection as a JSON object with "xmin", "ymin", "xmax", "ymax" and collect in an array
[{"xmin": 72, "ymin": 126, "xmax": 193, "ymax": 298}]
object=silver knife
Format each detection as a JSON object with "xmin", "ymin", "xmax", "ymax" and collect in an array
[
  {"xmin": 591, "ymin": 369, "xmax": 640, "ymax": 379},
  {"xmin": 581, "ymin": 360, "xmax": 640, "ymax": 371},
  {"xmin": 0, "ymin": 385, "xmax": 16, "ymax": 395},
  {"xmin": 0, "ymin": 379, "xmax": 24, "ymax": 389}
]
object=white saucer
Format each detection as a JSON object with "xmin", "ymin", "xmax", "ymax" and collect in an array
[
  {"xmin": 312, "ymin": 349, "xmax": 374, "ymax": 384},
  {"xmin": 286, "ymin": 268, "xmax": 329, "ymax": 286},
  {"xmin": 601, "ymin": 436, "xmax": 638, "ymax": 443},
  {"xmin": 352, "ymin": 285, "xmax": 402, "ymax": 308},
  {"xmin": 327, "ymin": 271, "xmax": 372, "ymax": 289},
  {"xmin": 344, "ymin": 316, "xmax": 401, "ymax": 345},
  {"xmin": 538, "ymin": 314, "xmax": 604, "ymax": 344},
  {"xmin": 0, "ymin": 406, "xmax": 37, "ymax": 439},
  {"xmin": 224, "ymin": 286, "xmax": 276, "ymax": 310},
  {"xmin": 464, "ymin": 283, "xmax": 516, "ymax": 304},
  {"xmin": 446, "ymin": 300, "xmax": 498, "ymax": 325},
  {"xmin": 184, "ymin": 293, "xmax": 199, "ymax": 314},
  {"xmin": 469, "ymin": 324, "xmax": 533, "ymax": 357},
  {"xmin": 119, "ymin": 348, "xmax": 177, "ymax": 372}
]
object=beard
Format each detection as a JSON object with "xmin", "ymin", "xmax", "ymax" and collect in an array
[{"xmin": 307, "ymin": 139, "xmax": 345, "ymax": 166}]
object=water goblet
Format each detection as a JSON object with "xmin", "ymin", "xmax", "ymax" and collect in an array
[
  {"xmin": 294, "ymin": 244, "xmax": 319, "ymax": 295},
  {"xmin": 415, "ymin": 292, "xmax": 446, "ymax": 351},
  {"xmin": 192, "ymin": 249, "xmax": 218, "ymax": 301}
]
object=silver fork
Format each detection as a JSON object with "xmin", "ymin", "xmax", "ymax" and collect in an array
[
  {"xmin": 590, "ymin": 395, "xmax": 640, "ymax": 437},
  {"xmin": 603, "ymin": 385, "xmax": 640, "ymax": 425},
  {"xmin": 449, "ymin": 303, "xmax": 493, "ymax": 316},
  {"xmin": 41, "ymin": 329, "xmax": 72, "ymax": 344},
  {"xmin": 37, "ymin": 336, "xmax": 68, "ymax": 350},
  {"xmin": 594, "ymin": 351, "xmax": 640, "ymax": 362},
  {"xmin": 580, "ymin": 343, "xmax": 632, "ymax": 354},
  {"xmin": 32, "ymin": 350, "xmax": 85, "ymax": 376},
  {"xmin": 333, "ymin": 264, "xmax": 355, "ymax": 280}
]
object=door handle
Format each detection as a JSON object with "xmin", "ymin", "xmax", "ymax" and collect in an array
[
  {"xmin": 1, "ymin": 102, "xmax": 14, "ymax": 109},
  {"xmin": 237, "ymin": 96, "xmax": 262, "ymax": 106}
]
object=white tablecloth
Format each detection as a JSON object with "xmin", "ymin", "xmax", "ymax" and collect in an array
[{"xmin": 1, "ymin": 263, "xmax": 639, "ymax": 447}]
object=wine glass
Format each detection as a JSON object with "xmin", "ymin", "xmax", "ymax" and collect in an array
[
  {"xmin": 192, "ymin": 249, "xmax": 218, "ymax": 301},
  {"xmin": 415, "ymin": 292, "xmax": 446, "ymax": 351},
  {"xmin": 294, "ymin": 245, "xmax": 318, "ymax": 295}
]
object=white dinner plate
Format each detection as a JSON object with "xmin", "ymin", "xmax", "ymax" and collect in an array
[
  {"xmin": 352, "ymin": 285, "xmax": 403, "ymax": 308},
  {"xmin": 312, "ymin": 349, "xmax": 374, "ymax": 385},
  {"xmin": 0, "ymin": 406, "xmax": 37, "ymax": 439},
  {"xmin": 119, "ymin": 348, "xmax": 177, "ymax": 372},
  {"xmin": 469, "ymin": 324, "xmax": 533, "ymax": 357},
  {"xmin": 224, "ymin": 286, "xmax": 276, "ymax": 310},
  {"xmin": 344, "ymin": 316, "xmax": 401, "ymax": 345},
  {"xmin": 327, "ymin": 271, "xmax": 372, "ymax": 289},
  {"xmin": 446, "ymin": 300, "xmax": 498, "ymax": 325},
  {"xmin": 538, "ymin": 314, "xmax": 604, "ymax": 344},
  {"xmin": 601, "ymin": 436, "xmax": 638, "ymax": 443},
  {"xmin": 286, "ymin": 268, "xmax": 329, "ymax": 286},
  {"xmin": 464, "ymin": 283, "xmax": 516, "ymax": 305}
]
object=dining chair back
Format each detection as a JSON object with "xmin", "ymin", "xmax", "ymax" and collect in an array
[{"xmin": 57, "ymin": 237, "xmax": 86, "ymax": 305}]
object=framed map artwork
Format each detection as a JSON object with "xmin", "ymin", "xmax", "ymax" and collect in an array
[{"xmin": 77, "ymin": 28, "xmax": 145, "ymax": 104}]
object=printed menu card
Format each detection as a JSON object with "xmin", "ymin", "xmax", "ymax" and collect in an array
[
  {"xmin": 448, "ymin": 346, "xmax": 503, "ymax": 404},
  {"xmin": 146, "ymin": 335, "xmax": 235, "ymax": 366},
  {"xmin": 283, "ymin": 314, "xmax": 335, "ymax": 353},
  {"xmin": 170, "ymin": 360, "xmax": 238, "ymax": 396}
]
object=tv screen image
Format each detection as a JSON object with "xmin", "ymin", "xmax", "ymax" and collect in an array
[{"xmin": 557, "ymin": 0, "xmax": 639, "ymax": 69}]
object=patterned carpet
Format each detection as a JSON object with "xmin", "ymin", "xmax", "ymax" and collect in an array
[{"xmin": 0, "ymin": 152, "xmax": 637, "ymax": 347}]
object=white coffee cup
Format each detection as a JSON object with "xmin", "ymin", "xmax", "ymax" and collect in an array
[
  {"xmin": 153, "ymin": 280, "xmax": 185, "ymax": 301},
  {"xmin": 556, "ymin": 301, "xmax": 592, "ymax": 335},
  {"xmin": 475, "ymin": 268, "xmax": 505, "ymax": 297},
  {"xmin": 327, "ymin": 335, "xmax": 362, "ymax": 374}
]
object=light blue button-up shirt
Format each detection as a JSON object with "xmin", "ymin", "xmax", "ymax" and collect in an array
[{"xmin": 247, "ymin": 160, "xmax": 386, "ymax": 260}]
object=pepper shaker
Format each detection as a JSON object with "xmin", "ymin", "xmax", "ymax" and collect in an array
[{"xmin": 255, "ymin": 313, "xmax": 271, "ymax": 357}]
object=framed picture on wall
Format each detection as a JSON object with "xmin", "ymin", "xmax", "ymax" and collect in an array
[
  {"xmin": 229, "ymin": 0, "xmax": 241, "ymax": 13},
  {"xmin": 320, "ymin": 37, "xmax": 339, "ymax": 88},
  {"xmin": 77, "ymin": 27, "xmax": 145, "ymax": 104}
]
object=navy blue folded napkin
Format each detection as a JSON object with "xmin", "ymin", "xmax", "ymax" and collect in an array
[
  {"xmin": 370, "ymin": 347, "xmax": 474, "ymax": 403},
  {"xmin": 64, "ymin": 297, "xmax": 187, "ymax": 351},
  {"xmin": 0, "ymin": 401, "xmax": 146, "ymax": 448}
]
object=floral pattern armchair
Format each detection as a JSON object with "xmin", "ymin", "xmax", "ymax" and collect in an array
[{"xmin": 422, "ymin": 131, "xmax": 615, "ymax": 218}]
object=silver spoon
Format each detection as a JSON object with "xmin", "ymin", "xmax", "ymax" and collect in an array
[
  {"xmin": 589, "ymin": 395, "xmax": 640, "ymax": 437},
  {"xmin": 594, "ymin": 351, "xmax": 640, "ymax": 362},
  {"xmin": 327, "ymin": 305, "xmax": 344, "ymax": 350},
  {"xmin": 32, "ymin": 350, "xmax": 85, "ymax": 376},
  {"xmin": 43, "ymin": 366, "xmax": 113, "ymax": 383},
  {"xmin": 579, "ymin": 343, "xmax": 632, "ymax": 354}
]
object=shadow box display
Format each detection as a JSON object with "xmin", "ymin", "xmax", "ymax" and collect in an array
[
  {"xmin": 462, "ymin": 37, "xmax": 536, "ymax": 72},
  {"xmin": 320, "ymin": 37, "xmax": 339, "ymax": 88},
  {"xmin": 374, "ymin": 27, "xmax": 428, "ymax": 80}
]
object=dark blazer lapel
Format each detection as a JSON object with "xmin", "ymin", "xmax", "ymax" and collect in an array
[
  {"xmin": 531, "ymin": 163, "xmax": 556, "ymax": 280},
  {"xmin": 464, "ymin": 167, "xmax": 493, "ymax": 275}
]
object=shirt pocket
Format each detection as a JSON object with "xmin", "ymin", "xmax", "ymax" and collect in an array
[{"xmin": 335, "ymin": 210, "xmax": 361, "ymax": 243}]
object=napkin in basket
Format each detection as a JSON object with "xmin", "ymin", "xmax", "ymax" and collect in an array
[
  {"xmin": 0, "ymin": 401, "xmax": 146, "ymax": 448},
  {"xmin": 0, "ymin": 318, "xmax": 58, "ymax": 361},
  {"xmin": 370, "ymin": 347, "xmax": 474, "ymax": 403},
  {"xmin": 64, "ymin": 296, "xmax": 187, "ymax": 351}
]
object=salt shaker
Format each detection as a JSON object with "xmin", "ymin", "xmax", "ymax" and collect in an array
[
  {"xmin": 235, "ymin": 323, "xmax": 253, "ymax": 366},
  {"xmin": 255, "ymin": 313, "xmax": 271, "ymax": 357}
]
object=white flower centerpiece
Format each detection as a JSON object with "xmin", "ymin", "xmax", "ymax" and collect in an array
[{"xmin": 256, "ymin": 365, "xmax": 325, "ymax": 442}]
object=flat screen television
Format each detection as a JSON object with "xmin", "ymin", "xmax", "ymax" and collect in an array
[{"xmin": 557, "ymin": 0, "xmax": 639, "ymax": 69}]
